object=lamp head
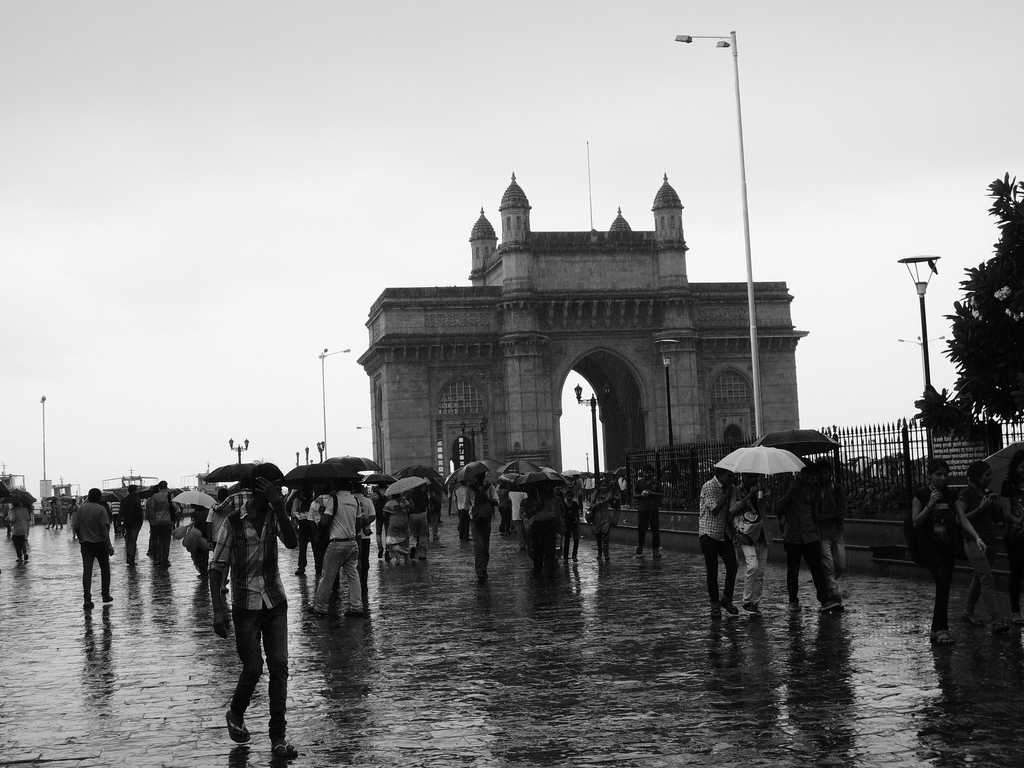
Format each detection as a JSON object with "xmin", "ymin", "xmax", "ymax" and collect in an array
[
  {"xmin": 675, "ymin": 35, "xmax": 693, "ymax": 43},
  {"xmin": 716, "ymin": 40, "xmax": 730, "ymax": 48},
  {"xmin": 574, "ymin": 383, "xmax": 583, "ymax": 403},
  {"xmin": 229, "ymin": 439, "xmax": 234, "ymax": 450},
  {"xmin": 244, "ymin": 439, "xmax": 249, "ymax": 450}
]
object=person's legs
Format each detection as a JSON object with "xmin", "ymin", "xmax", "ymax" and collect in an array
[
  {"xmin": 13, "ymin": 535, "xmax": 26, "ymax": 560},
  {"xmin": 963, "ymin": 538, "xmax": 999, "ymax": 622},
  {"xmin": 784, "ymin": 543, "xmax": 802, "ymax": 604},
  {"xmin": 472, "ymin": 516, "xmax": 491, "ymax": 579},
  {"xmin": 375, "ymin": 518, "xmax": 385, "ymax": 558},
  {"xmin": 929, "ymin": 549, "xmax": 955, "ymax": 633},
  {"xmin": 1009, "ymin": 539, "xmax": 1024, "ymax": 617},
  {"xmin": 636, "ymin": 510, "xmax": 649, "ymax": 553},
  {"xmin": 81, "ymin": 543, "xmax": 97, "ymax": 603},
  {"xmin": 340, "ymin": 543, "xmax": 362, "ymax": 614},
  {"xmin": 97, "ymin": 548, "xmax": 111, "ymax": 600},
  {"xmin": 540, "ymin": 521, "xmax": 558, "ymax": 574},
  {"xmin": 801, "ymin": 541, "xmax": 832, "ymax": 605},
  {"xmin": 820, "ymin": 537, "xmax": 839, "ymax": 597},
  {"xmin": 261, "ymin": 604, "xmax": 289, "ymax": 740},
  {"xmin": 312, "ymin": 528, "xmax": 326, "ymax": 581},
  {"xmin": 295, "ymin": 521, "xmax": 311, "ymax": 573},
  {"xmin": 570, "ymin": 522, "xmax": 579, "ymax": 559},
  {"xmin": 230, "ymin": 608, "xmax": 264, "ymax": 720},
  {"xmin": 125, "ymin": 525, "xmax": 139, "ymax": 565},
  {"xmin": 742, "ymin": 541, "xmax": 767, "ymax": 606},
  {"xmin": 718, "ymin": 538, "xmax": 737, "ymax": 605},
  {"xmin": 529, "ymin": 522, "xmax": 544, "ymax": 573},
  {"xmin": 357, "ymin": 537, "xmax": 370, "ymax": 611},
  {"xmin": 458, "ymin": 509, "xmax": 470, "ymax": 541},
  {"xmin": 649, "ymin": 509, "xmax": 661, "ymax": 554},
  {"xmin": 699, "ymin": 535, "xmax": 721, "ymax": 604},
  {"xmin": 313, "ymin": 542, "xmax": 344, "ymax": 612}
]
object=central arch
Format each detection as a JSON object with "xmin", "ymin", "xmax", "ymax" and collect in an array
[{"xmin": 556, "ymin": 348, "xmax": 647, "ymax": 472}]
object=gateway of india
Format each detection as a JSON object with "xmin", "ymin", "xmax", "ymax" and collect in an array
[{"xmin": 358, "ymin": 174, "xmax": 804, "ymax": 474}]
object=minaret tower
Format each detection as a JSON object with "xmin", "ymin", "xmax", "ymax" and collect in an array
[{"xmin": 469, "ymin": 208, "xmax": 497, "ymax": 285}]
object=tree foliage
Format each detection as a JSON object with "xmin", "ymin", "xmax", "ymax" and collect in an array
[{"xmin": 917, "ymin": 174, "xmax": 1024, "ymax": 431}]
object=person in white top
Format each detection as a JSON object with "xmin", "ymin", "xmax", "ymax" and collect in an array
[
  {"xmin": 454, "ymin": 482, "xmax": 471, "ymax": 541},
  {"xmin": 509, "ymin": 488, "xmax": 528, "ymax": 552},
  {"xmin": 311, "ymin": 479, "xmax": 374, "ymax": 617}
]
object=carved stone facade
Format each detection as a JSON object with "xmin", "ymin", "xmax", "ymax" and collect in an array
[{"xmin": 359, "ymin": 175, "xmax": 806, "ymax": 474}]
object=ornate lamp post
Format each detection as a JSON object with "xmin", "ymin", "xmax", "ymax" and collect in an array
[
  {"xmin": 656, "ymin": 339, "xmax": 681, "ymax": 446},
  {"xmin": 675, "ymin": 30, "xmax": 763, "ymax": 437},
  {"xmin": 574, "ymin": 383, "xmax": 601, "ymax": 477},
  {"xmin": 316, "ymin": 441, "xmax": 326, "ymax": 462},
  {"xmin": 228, "ymin": 437, "xmax": 249, "ymax": 464},
  {"xmin": 319, "ymin": 347, "xmax": 351, "ymax": 457},
  {"xmin": 897, "ymin": 256, "xmax": 940, "ymax": 390}
]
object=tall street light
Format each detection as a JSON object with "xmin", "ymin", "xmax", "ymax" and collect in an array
[
  {"xmin": 897, "ymin": 256, "xmax": 940, "ymax": 389},
  {"xmin": 319, "ymin": 347, "xmax": 351, "ymax": 457},
  {"xmin": 656, "ymin": 339, "xmax": 681, "ymax": 446},
  {"xmin": 40, "ymin": 395, "xmax": 47, "ymax": 484},
  {"xmin": 228, "ymin": 437, "xmax": 249, "ymax": 464},
  {"xmin": 574, "ymin": 383, "xmax": 602, "ymax": 477},
  {"xmin": 675, "ymin": 30, "xmax": 763, "ymax": 437}
]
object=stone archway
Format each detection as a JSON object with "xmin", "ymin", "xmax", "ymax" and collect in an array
[{"xmin": 558, "ymin": 348, "xmax": 646, "ymax": 472}]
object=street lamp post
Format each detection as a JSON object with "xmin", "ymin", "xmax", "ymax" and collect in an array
[
  {"xmin": 40, "ymin": 395, "xmax": 47, "ymax": 483},
  {"xmin": 228, "ymin": 437, "xmax": 249, "ymax": 464},
  {"xmin": 316, "ymin": 441, "xmax": 326, "ymax": 462},
  {"xmin": 319, "ymin": 347, "xmax": 352, "ymax": 458},
  {"xmin": 897, "ymin": 256, "xmax": 941, "ymax": 390},
  {"xmin": 656, "ymin": 339, "xmax": 681, "ymax": 446},
  {"xmin": 675, "ymin": 30, "xmax": 762, "ymax": 437},
  {"xmin": 574, "ymin": 383, "xmax": 601, "ymax": 477}
]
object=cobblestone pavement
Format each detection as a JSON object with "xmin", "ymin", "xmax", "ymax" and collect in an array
[{"xmin": 2, "ymin": 521, "xmax": 1024, "ymax": 768}]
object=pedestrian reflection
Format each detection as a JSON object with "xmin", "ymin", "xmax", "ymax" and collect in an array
[
  {"xmin": 81, "ymin": 607, "xmax": 115, "ymax": 707},
  {"xmin": 149, "ymin": 563, "xmax": 177, "ymax": 629},
  {"xmin": 227, "ymin": 744, "xmax": 250, "ymax": 768},
  {"xmin": 807, "ymin": 615, "xmax": 855, "ymax": 762}
]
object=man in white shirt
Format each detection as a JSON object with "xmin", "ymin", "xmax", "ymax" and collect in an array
[
  {"xmin": 311, "ymin": 479, "xmax": 374, "ymax": 617},
  {"xmin": 454, "ymin": 482, "xmax": 471, "ymax": 541}
]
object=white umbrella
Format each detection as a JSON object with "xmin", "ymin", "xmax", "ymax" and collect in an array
[
  {"xmin": 714, "ymin": 446, "xmax": 805, "ymax": 476},
  {"xmin": 385, "ymin": 476, "xmax": 429, "ymax": 497},
  {"xmin": 172, "ymin": 490, "xmax": 217, "ymax": 508}
]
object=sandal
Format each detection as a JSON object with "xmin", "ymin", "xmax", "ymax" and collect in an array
[{"xmin": 225, "ymin": 709, "xmax": 250, "ymax": 743}]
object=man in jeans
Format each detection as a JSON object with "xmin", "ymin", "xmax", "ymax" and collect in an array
[
  {"xmin": 75, "ymin": 488, "xmax": 114, "ymax": 610},
  {"xmin": 698, "ymin": 468, "xmax": 739, "ymax": 615},
  {"xmin": 209, "ymin": 477, "xmax": 298, "ymax": 759},
  {"xmin": 778, "ymin": 468, "xmax": 840, "ymax": 613},
  {"xmin": 814, "ymin": 461, "xmax": 847, "ymax": 602},
  {"xmin": 311, "ymin": 478, "xmax": 373, "ymax": 617},
  {"xmin": 120, "ymin": 485, "xmax": 144, "ymax": 567},
  {"xmin": 634, "ymin": 466, "xmax": 662, "ymax": 558},
  {"xmin": 145, "ymin": 480, "xmax": 178, "ymax": 569}
]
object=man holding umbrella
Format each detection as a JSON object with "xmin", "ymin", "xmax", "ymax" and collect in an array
[{"xmin": 208, "ymin": 474, "xmax": 299, "ymax": 759}]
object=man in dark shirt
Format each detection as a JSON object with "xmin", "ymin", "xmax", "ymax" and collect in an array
[
  {"xmin": 74, "ymin": 488, "xmax": 114, "ymax": 610},
  {"xmin": 209, "ymin": 477, "xmax": 298, "ymax": 759},
  {"xmin": 634, "ymin": 466, "xmax": 662, "ymax": 558},
  {"xmin": 119, "ymin": 486, "xmax": 144, "ymax": 567}
]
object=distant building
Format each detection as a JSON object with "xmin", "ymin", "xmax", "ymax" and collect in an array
[{"xmin": 359, "ymin": 174, "xmax": 805, "ymax": 473}]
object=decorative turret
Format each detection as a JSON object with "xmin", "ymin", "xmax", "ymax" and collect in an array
[
  {"xmin": 469, "ymin": 208, "xmax": 497, "ymax": 281},
  {"xmin": 498, "ymin": 173, "xmax": 531, "ymax": 245},
  {"xmin": 609, "ymin": 207, "xmax": 632, "ymax": 234},
  {"xmin": 652, "ymin": 173, "xmax": 684, "ymax": 244}
]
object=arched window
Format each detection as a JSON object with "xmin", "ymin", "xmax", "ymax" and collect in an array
[
  {"xmin": 438, "ymin": 380, "xmax": 483, "ymax": 416},
  {"xmin": 712, "ymin": 371, "xmax": 751, "ymax": 404}
]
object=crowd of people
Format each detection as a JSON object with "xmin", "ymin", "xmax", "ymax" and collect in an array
[{"xmin": 3, "ymin": 450, "xmax": 1024, "ymax": 757}]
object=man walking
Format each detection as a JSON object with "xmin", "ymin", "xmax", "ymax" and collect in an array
[
  {"xmin": 698, "ymin": 468, "xmax": 740, "ymax": 616},
  {"xmin": 146, "ymin": 480, "xmax": 178, "ymax": 569},
  {"xmin": 454, "ymin": 481, "xmax": 471, "ymax": 541},
  {"xmin": 209, "ymin": 477, "xmax": 298, "ymax": 759},
  {"xmin": 634, "ymin": 466, "xmax": 662, "ymax": 558},
  {"xmin": 120, "ymin": 485, "xmax": 144, "ymax": 567},
  {"xmin": 75, "ymin": 488, "xmax": 114, "ymax": 610},
  {"xmin": 311, "ymin": 478, "xmax": 372, "ymax": 617},
  {"xmin": 778, "ymin": 468, "xmax": 841, "ymax": 613},
  {"xmin": 288, "ymin": 489, "xmax": 318, "ymax": 578}
]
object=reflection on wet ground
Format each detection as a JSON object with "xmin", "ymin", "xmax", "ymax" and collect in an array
[{"xmin": 2, "ymin": 523, "xmax": 1023, "ymax": 766}]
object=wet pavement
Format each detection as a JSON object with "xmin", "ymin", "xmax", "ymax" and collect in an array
[{"xmin": 2, "ymin": 521, "xmax": 1024, "ymax": 768}]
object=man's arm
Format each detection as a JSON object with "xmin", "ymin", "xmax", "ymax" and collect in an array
[{"xmin": 208, "ymin": 524, "xmax": 232, "ymax": 637}]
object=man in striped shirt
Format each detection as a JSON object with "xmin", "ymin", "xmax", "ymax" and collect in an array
[{"xmin": 209, "ymin": 478, "xmax": 298, "ymax": 759}]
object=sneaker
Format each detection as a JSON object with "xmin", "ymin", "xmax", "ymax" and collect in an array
[
  {"xmin": 225, "ymin": 709, "xmax": 250, "ymax": 743},
  {"xmin": 721, "ymin": 602, "xmax": 740, "ymax": 616},
  {"xmin": 270, "ymin": 737, "xmax": 298, "ymax": 759},
  {"xmin": 102, "ymin": 595, "xmax": 114, "ymax": 605},
  {"xmin": 742, "ymin": 602, "xmax": 762, "ymax": 615}
]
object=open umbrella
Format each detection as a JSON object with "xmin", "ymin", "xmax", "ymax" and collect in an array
[
  {"xmin": 754, "ymin": 429, "xmax": 839, "ymax": 457},
  {"xmin": 512, "ymin": 469, "xmax": 568, "ymax": 489},
  {"xmin": 445, "ymin": 461, "xmax": 492, "ymax": 488},
  {"xmin": 385, "ymin": 476, "xmax": 430, "ymax": 497},
  {"xmin": 715, "ymin": 446, "xmax": 805, "ymax": 476},
  {"xmin": 363, "ymin": 472, "xmax": 397, "ymax": 486},
  {"xmin": 393, "ymin": 465, "xmax": 444, "ymax": 491},
  {"xmin": 172, "ymin": 490, "xmax": 217, "ymax": 508},
  {"xmin": 282, "ymin": 462, "xmax": 361, "ymax": 489},
  {"xmin": 985, "ymin": 442, "xmax": 1024, "ymax": 493},
  {"xmin": 498, "ymin": 459, "xmax": 543, "ymax": 475},
  {"xmin": 205, "ymin": 462, "xmax": 285, "ymax": 485},
  {"xmin": 8, "ymin": 488, "xmax": 37, "ymax": 507},
  {"xmin": 326, "ymin": 456, "xmax": 383, "ymax": 473}
]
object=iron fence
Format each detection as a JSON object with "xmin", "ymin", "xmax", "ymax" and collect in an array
[{"xmin": 624, "ymin": 417, "xmax": 1024, "ymax": 518}]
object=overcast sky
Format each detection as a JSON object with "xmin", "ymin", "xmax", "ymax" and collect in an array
[{"xmin": 2, "ymin": 1, "xmax": 1021, "ymax": 493}]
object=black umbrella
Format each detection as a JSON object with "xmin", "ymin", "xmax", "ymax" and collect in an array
[
  {"xmin": 282, "ymin": 462, "xmax": 360, "ymax": 488},
  {"xmin": 363, "ymin": 472, "xmax": 397, "ymax": 486},
  {"xmin": 445, "ymin": 461, "xmax": 492, "ymax": 488},
  {"xmin": 512, "ymin": 469, "xmax": 567, "ymax": 489},
  {"xmin": 754, "ymin": 429, "xmax": 839, "ymax": 457},
  {"xmin": 8, "ymin": 488, "xmax": 36, "ymax": 507},
  {"xmin": 498, "ymin": 459, "xmax": 543, "ymax": 475},
  {"xmin": 326, "ymin": 456, "xmax": 383, "ymax": 473},
  {"xmin": 205, "ymin": 462, "xmax": 285, "ymax": 485},
  {"xmin": 393, "ymin": 465, "xmax": 444, "ymax": 491}
]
